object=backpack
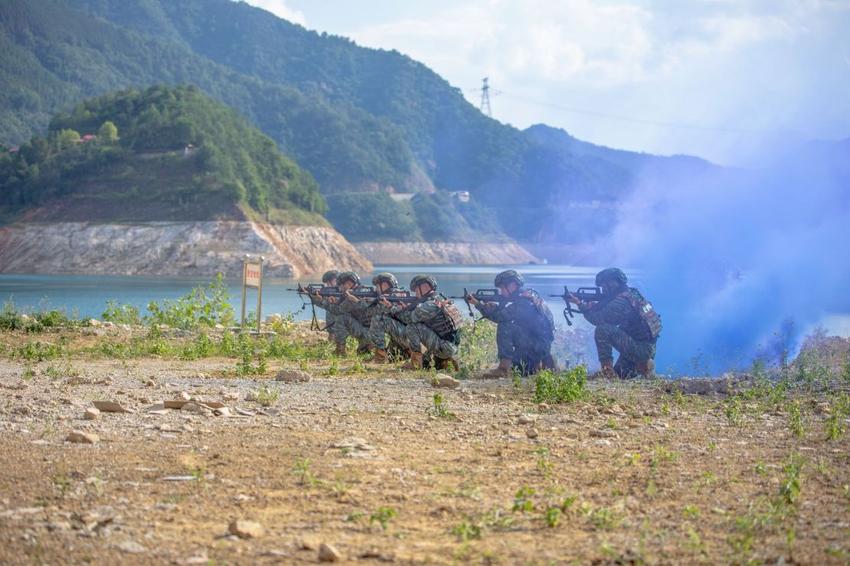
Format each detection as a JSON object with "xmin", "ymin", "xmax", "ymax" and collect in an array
[{"xmin": 625, "ymin": 288, "xmax": 662, "ymax": 339}]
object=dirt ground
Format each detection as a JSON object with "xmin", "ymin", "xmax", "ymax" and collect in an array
[{"xmin": 0, "ymin": 326, "xmax": 848, "ymax": 565}]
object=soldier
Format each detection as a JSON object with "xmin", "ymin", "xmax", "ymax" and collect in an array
[
  {"xmin": 369, "ymin": 272, "xmax": 407, "ymax": 363},
  {"xmin": 568, "ymin": 267, "xmax": 661, "ymax": 379},
  {"xmin": 382, "ymin": 275, "xmax": 462, "ymax": 370},
  {"xmin": 467, "ymin": 270, "xmax": 556, "ymax": 378},
  {"xmin": 318, "ymin": 269, "xmax": 338, "ymax": 339},
  {"xmin": 313, "ymin": 271, "xmax": 373, "ymax": 356}
]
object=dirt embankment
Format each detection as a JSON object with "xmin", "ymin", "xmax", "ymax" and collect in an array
[
  {"xmin": 0, "ymin": 221, "xmax": 371, "ymax": 278},
  {"xmin": 354, "ymin": 241, "xmax": 538, "ymax": 265}
]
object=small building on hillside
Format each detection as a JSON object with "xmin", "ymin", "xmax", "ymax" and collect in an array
[{"xmin": 449, "ymin": 190, "xmax": 470, "ymax": 203}]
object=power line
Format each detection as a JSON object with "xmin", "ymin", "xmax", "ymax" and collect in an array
[{"xmin": 475, "ymin": 89, "xmax": 787, "ymax": 135}]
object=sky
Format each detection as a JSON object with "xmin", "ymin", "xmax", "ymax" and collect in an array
[{"xmin": 242, "ymin": 0, "xmax": 850, "ymax": 165}]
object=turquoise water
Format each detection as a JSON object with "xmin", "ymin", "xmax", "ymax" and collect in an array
[{"xmin": 0, "ymin": 266, "xmax": 601, "ymax": 323}]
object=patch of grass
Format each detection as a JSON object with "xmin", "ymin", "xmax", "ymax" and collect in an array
[
  {"xmin": 252, "ymin": 384, "xmax": 279, "ymax": 407},
  {"xmin": 451, "ymin": 519, "xmax": 483, "ymax": 541},
  {"xmin": 788, "ymin": 400, "xmax": 805, "ymax": 438},
  {"xmin": 512, "ymin": 486, "xmax": 536, "ymax": 514},
  {"xmin": 369, "ymin": 506, "xmax": 397, "ymax": 531},
  {"xmin": 293, "ymin": 458, "xmax": 318, "ymax": 487},
  {"xmin": 533, "ymin": 366, "xmax": 588, "ymax": 404},
  {"xmin": 14, "ymin": 340, "xmax": 65, "ymax": 362},
  {"xmin": 428, "ymin": 392, "xmax": 456, "ymax": 419}
]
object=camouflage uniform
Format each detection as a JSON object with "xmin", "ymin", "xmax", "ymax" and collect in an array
[
  {"xmin": 370, "ymin": 310, "xmax": 410, "ymax": 351},
  {"xmin": 390, "ymin": 293, "xmax": 459, "ymax": 361},
  {"xmin": 581, "ymin": 289, "xmax": 657, "ymax": 378},
  {"xmin": 475, "ymin": 289, "xmax": 555, "ymax": 375},
  {"xmin": 332, "ymin": 291, "xmax": 376, "ymax": 350}
]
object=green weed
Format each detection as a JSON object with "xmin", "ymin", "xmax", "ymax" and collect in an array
[
  {"xmin": 428, "ymin": 392, "xmax": 455, "ymax": 419},
  {"xmin": 533, "ymin": 366, "xmax": 588, "ymax": 404},
  {"xmin": 369, "ymin": 506, "xmax": 397, "ymax": 531}
]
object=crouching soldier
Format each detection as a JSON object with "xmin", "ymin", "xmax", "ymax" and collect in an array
[
  {"xmin": 317, "ymin": 269, "xmax": 339, "ymax": 340},
  {"xmin": 383, "ymin": 275, "xmax": 462, "ymax": 371},
  {"xmin": 368, "ymin": 272, "xmax": 408, "ymax": 363},
  {"xmin": 467, "ymin": 270, "xmax": 556, "ymax": 378},
  {"xmin": 313, "ymin": 271, "xmax": 374, "ymax": 357},
  {"xmin": 570, "ymin": 267, "xmax": 661, "ymax": 379}
]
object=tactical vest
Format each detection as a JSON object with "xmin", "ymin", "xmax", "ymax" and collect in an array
[
  {"xmin": 428, "ymin": 296, "xmax": 464, "ymax": 341},
  {"xmin": 623, "ymin": 288, "xmax": 662, "ymax": 339}
]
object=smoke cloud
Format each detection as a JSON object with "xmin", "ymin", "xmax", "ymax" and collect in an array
[{"xmin": 608, "ymin": 139, "xmax": 850, "ymax": 374}]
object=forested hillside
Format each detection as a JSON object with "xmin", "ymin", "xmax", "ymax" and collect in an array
[
  {"xmin": 0, "ymin": 0, "xmax": 717, "ymax": 243},
  {"xmin": 0, "ymin": 85, "xmax": 325, "ymax": 223}
]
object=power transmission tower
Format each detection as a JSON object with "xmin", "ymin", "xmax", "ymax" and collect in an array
[{"xmin": 479, "ymin": 77, "xmax": 492, "ymax": 117}]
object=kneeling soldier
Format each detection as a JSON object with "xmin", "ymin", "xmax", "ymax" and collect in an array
[
  {"xmin": 468, "ymin": 270, "xmax": 556, "ymax": 378},
  {"xmin": 369, "ymin": 272, "xmax": 408, "ymax": 363},
  {"xmin": 314, "ymin": 271, "xmax": 374, "ymax": 356},
  {"xmin": 569, "ymin": 267, "xmax": 661, "ymax": 379},
  {"xmin": 384, "ymin": 275, "xmax": 462, "ymax": 371}
]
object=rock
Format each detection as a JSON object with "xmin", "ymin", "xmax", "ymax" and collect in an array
[
  {"xmin": 275, "ymin": 369, "xmax": 312, "ymax": 383},
  {"xmin": 594, "ymin": 439, "xmax": 612, "ymax": 446},
  {"xmin": 92, "ymin": 400, "xmax": 132, "ymax": 413},
  {"xmin": 431, "ymin": 374, "xmax": 460, "ymax": 389},
  {"xmin": 213, "ymin": 407, "xmax": 231, "ymax": 417},
  {"xmin": 84, "ymin": 407, "xmax": 100, "ymax": 420},
  {"xmin": 181, "ymin": 402, "xmax": 212, "ymax": 416},
  {"xmin": 66, "ymin": 430, "xmax": 99, "ymax": 444},
  {"xmin": 299, "ymin": 536, "xmax": 320, "ymax": 550},
  {"xmin": 88, "ymin": 319, "xmax": 102, "ymax": 327},
  {"xmin": 116, "ymin": 540, "xmax": 146, "ymax": 554},
  {"xmin": 228, "ymin": 519, "xmax": 264, "ymax": 539},
  {"xmin": 517, "ymin": 414, "xmax": 537, "ymax": 425},
  {"xmin": 318, "ymin": 543, "xmax": 341, "ymax": 562},
  {"xmin": 526, "ymin": 428, "xmax": 539, "ymax": 439},
  {"xmin": 179, "ymin": 391, "xmax": 192, "ymax": 401},
  {"xmin": 164, "ymin": 400, "xmax": 189, "ymax": 409},
  {"xmin": 591, "ymin": 429, "xmax": 619, "ymax": 438}
]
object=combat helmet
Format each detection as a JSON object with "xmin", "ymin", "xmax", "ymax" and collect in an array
[
  {"xmin": 337, "ymin": 271, "xmax": 361, "ymax": 287},
  {"xmin": 409, "ymin": 274, "xmax": 438, "ymax": 292},
  {"xmin": 321, "ymin": 269, "xmax": 339, "ymax": 284},
  {"xmin": 494, "ymin": 269, "xmax": 524, "ymax": 289},
  {"xmin": 595, "ymin": 267, "xmax": 628, "ymax": 287},
  {"xmin": 372, "ymin": 272, "xmax": 398, "ymax": 289}
]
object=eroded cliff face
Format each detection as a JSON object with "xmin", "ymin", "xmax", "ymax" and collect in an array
[
  {"xmin": 353, "ymin": 241, "xmax": 538, "ymax": 265},
  {"xmin": 0, "ymin": 222, "xmax": 371, "ymax": 278}
]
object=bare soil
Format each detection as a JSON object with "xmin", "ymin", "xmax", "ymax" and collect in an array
[{"xmin": 0, "ymin": 327, "xmax": 848, "ymax": 565}]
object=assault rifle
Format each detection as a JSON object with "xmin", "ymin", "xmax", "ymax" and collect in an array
[
  {"xmin": 449, "ymin": 288, "xmax": 513, "ymax": 317},
  {"xmin": 288, "ymin": 283, "xmax": 378, "ymax": 300},
  {"xmin": 288, "ymin": 284, "xmax": 421, "ymax": 306},
  {"xmin": 549, "ymin": 285, "xmax": 608, "ymax": 326}
]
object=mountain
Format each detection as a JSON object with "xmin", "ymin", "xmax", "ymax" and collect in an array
[
  {"xmin": 0, "ymin": 0, "xmax": 718, "ymax": 245},
  {"xmin": 0, "ymin": 85, "xmax": 324, "ymax": 223}
]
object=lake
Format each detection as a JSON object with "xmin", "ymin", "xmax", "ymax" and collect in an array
[{"xmin": 0, "ymin": 266, "xmax": 603, "ymax": 326}]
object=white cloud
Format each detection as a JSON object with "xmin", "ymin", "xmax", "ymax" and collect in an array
[{"xmin": 241, "ymin": 0, "xmax": 306, "ymax": 25}]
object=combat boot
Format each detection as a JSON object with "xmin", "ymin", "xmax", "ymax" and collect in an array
[
  {"xmin": 371, "ymin": 348, "xmax": 389, "ymax": 364},
  {"xmin": 402, "ymin": 351, "xmax": 424, "ymax": 370},
  {"xmin": 334, "ymin": 342, "xmax": 347, "ymax": 357},
  {"xmin": 590, "ymin": 361, "xmax": 616, "ymax": 380},
  {"xmin": 635, "ymin": 359, "xmax": 655, "ymax": 378},
  {"xmin": 478, "ymin": 358, "xmax": 512, "ymax": 379},
  {"xmin": 437, "ymin": 357, "xmax": 460, "ymax": 372}
]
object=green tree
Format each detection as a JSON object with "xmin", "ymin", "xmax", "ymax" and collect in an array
[
  {"xmin": 55, "ymin": 129, "xmax": 80, "ymax": 150},
  {"xmin": 98, "ymin": 120, "xmax": 119, "ymax": 143}
]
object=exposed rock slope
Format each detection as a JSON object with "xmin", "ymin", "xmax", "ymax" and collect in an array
[{"xmin": 0, "ymin": 221, "xmax": 371, "ymax": 278}]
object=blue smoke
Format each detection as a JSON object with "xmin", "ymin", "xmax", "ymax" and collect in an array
[{"xmin": 608, "ymin": 139, "xmax": 850, "ymax": 375}]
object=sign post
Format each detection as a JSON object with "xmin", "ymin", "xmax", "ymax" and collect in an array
[{"xmin": 240, "ymin": 255, "xmax": 264, "ymax": 334}]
